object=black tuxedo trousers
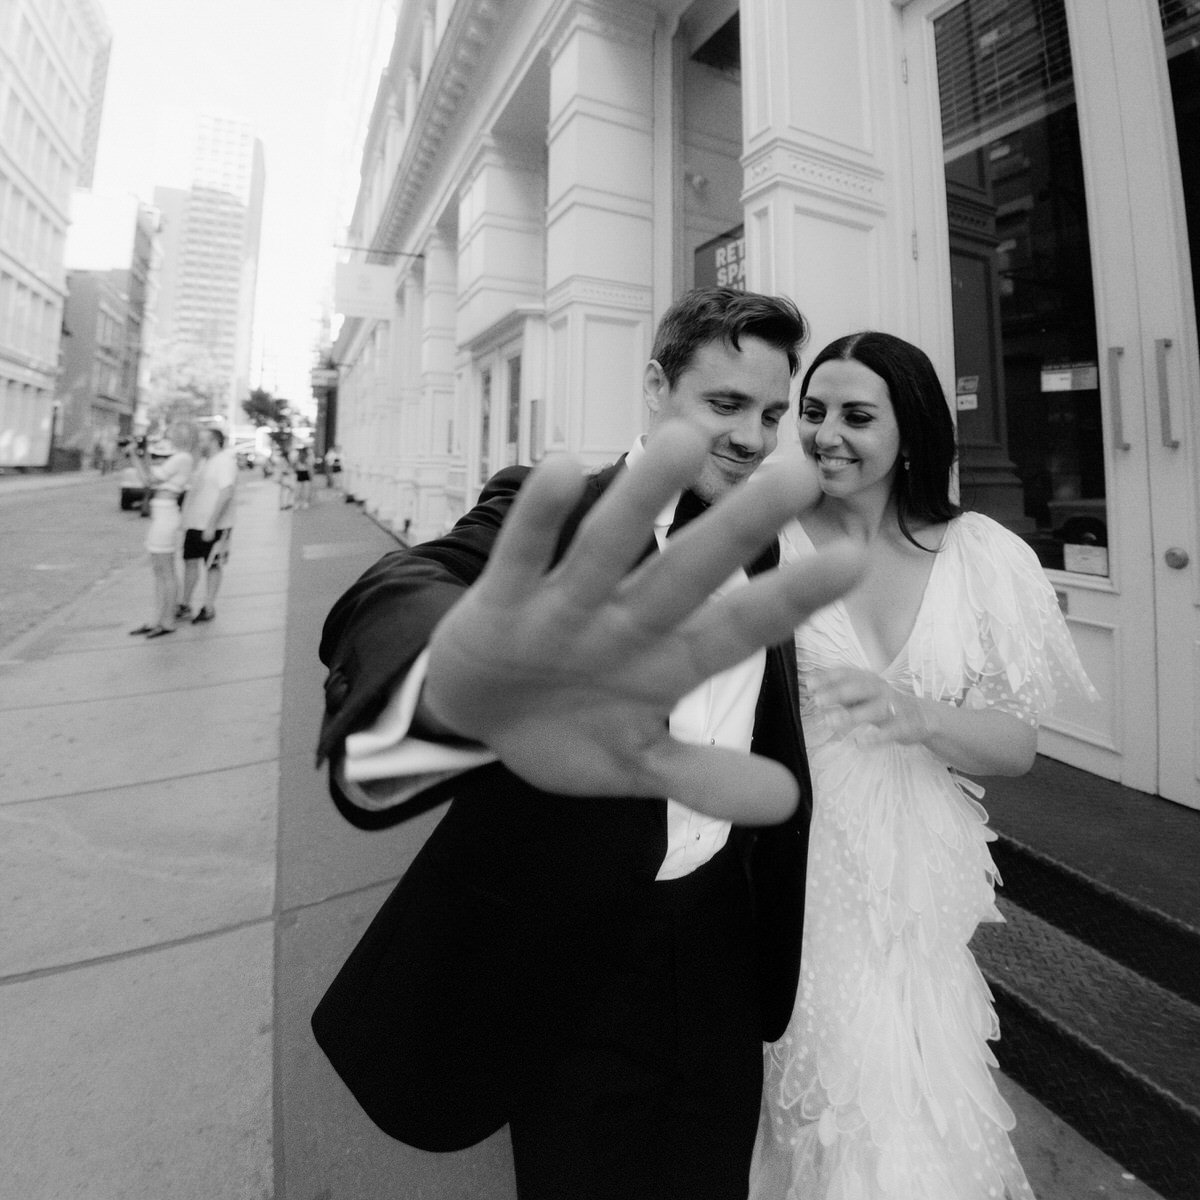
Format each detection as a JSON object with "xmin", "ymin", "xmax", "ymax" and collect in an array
[{"xmin": 311, "ymin": 463, "xmax": 813, "ymax": 1200}]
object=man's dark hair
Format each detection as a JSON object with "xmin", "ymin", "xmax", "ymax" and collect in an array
[
  {"xmin": 800, "ymin": 330, "xmax": 961, "ymax": 549},
  {"xmin": 650, "ymin": 287, "xmax": 808, "ymax": 386},
  {"xmin": 207, "ymin": 427, "xmax": 226, "ymax": 448}
]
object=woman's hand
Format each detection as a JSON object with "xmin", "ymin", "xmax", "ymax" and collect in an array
[
  {"xmin": 809, "ymin": 665, "xmax": 1037, "ymax": 775},
  {"xmin": 811, "ymin": 667, "xmax": 931, "ymax": 746}
]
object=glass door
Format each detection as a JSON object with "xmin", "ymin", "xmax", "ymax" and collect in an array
[
  {"xmin": 904, "ymin": 0, "xmax": 1200, "ymax": 807},
  {"xmin": 475, "ymin": 340, "xmax": 525, "ymax": 483},
  {"xmin": 1147, "ymin": 0, "xmax": 1200, "ymax": 807}
]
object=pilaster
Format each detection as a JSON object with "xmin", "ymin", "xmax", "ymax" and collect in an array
[
  {"xmin": 456, "ymin": 136, "xmax": 547, "ymax": 343},
  {"xmin": 740, "ymin": 0, "xmax": 912, "ymax": 354},
  {"xmin": 543, "ymin": 0, "xmax": 657, "ymax": 463},
  {"xmin": 413, "ymin": 230, "xmax": 459, "ymax": 540}
]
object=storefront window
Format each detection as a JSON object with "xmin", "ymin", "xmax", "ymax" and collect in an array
[
  {"xmin": 936, "ymin": 0, "xmax": 1108, "ymax": 574},
  {"xmin": 505, "ymin": 353, "xmax": 521, "ymax": 467},
  {"xmin": 1162, "ymin": 0, "xmax": 1200, "ymax": 351},
  {"xmin": 478, "ymin": 366, "xmax": 491, "ymax": 485}
]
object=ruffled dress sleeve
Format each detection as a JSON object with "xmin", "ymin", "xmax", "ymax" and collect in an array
[{"xmin": 907, "ymin": 511, "xmax": 1098, "ymax": 724}]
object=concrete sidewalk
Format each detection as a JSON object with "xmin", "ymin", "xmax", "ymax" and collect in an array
[{"xmin": 0, "ymin": 476, "xmax": 1161, "ymax": 1198}]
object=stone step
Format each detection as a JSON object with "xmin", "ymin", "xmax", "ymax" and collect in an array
[
  {"xmin": 973, "ymin": 898, "xmax": 1200, "ymax": 1200},
  {"xmin": 990, "ymin": 833, "xmax": 1200, "ymax": 1006}
]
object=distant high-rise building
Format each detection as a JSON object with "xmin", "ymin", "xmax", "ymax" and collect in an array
[
  {"xmin": 58, "ymin": 190, "xmax": 160, "ymax": 466},
  {"xmin": 151, "ymin": 112, "xmax": 266, "ymax": 427},
  {"xmin": 0, "ymin": 0, "xmax": 111, "ymax": 468}
]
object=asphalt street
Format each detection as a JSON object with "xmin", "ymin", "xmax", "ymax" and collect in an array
[{"xmin": 0, "ymin": 470, "xmax": 147, "ymax": 649}]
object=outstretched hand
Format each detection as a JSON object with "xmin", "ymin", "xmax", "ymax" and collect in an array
[{"xmin": 420, "ymin": 423, "xmax": 865, "ymax": 824}]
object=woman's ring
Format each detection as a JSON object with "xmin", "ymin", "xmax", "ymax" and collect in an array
[{"xmin": 886, "ymin": 698, "xmax": 897, "ymax": 720}]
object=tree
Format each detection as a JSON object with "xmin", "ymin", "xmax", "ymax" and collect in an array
[
  {"xmin": 145, "ymin": 342, "xmax": 228, "ymax": 429},
  {"xmin": 242, "ymin": 387, "xmax": 290, "ymax": 428}
]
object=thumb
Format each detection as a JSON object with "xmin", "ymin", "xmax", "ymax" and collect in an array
[{"xmin": 641, "ymin": 740, "xmax": 800, "ymax": 825}]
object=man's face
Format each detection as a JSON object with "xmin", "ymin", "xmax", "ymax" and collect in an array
[{"xmin": 644, "ymin": 334, "xmax": 792, "ymax": 503}]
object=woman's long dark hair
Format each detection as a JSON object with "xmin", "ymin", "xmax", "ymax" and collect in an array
[{"xmin": 800, "ymin": 331, "xmax": 961, "ymax": 549}]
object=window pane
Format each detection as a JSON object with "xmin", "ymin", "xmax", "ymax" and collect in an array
[
  {"xmin": 936, "ymin": 0, "xmax": 1108, "ymax": 575},
  {"xmin": 479, "ymin": 367, "xmax": 491, "ymax": 485}
]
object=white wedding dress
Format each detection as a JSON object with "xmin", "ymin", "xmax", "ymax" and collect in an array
[{"xmin": 751, "ymin": 511, "xmax": 1097, "ymax": 1200}]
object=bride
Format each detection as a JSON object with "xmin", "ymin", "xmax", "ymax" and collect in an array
[{"xmin": 751, "ymin": 332, "xmax": 1096, "ymax": 1200}]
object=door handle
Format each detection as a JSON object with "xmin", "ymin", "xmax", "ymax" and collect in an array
[
  {"xmin": 1108, "ymin": 346, "xmax": 1130, "ymax": 451},
  {"xmin": 1165, "ymin": 547, "xmax": 1189, "ymax": 569},
  {"xmin": 1155, "ymin": 337, "xmax": 1181, "ymax": 448}
]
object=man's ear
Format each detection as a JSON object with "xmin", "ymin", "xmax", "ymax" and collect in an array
[{"xmin": 643, "ymin": 359, "xmax": 667, "ymax": 415}]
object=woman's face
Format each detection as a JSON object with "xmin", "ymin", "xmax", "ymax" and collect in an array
[{"xmin": 798, "ymin": 358, "xmax": 904, "ymax": 502}]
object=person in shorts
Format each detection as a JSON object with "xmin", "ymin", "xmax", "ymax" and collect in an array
[
  {"xmin": 128, "ymin": 423, "xmax": 197, "ymax": 638},
  {"xmin": 180, "ymin": 426, "xmax": 237, "ymax": 624},
  {"xmin": 294, "ymin": 445, "xmax": 314, "ymax": 509}
]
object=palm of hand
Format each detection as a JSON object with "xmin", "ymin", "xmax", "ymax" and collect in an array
[{"xmin": 422, "ymin": 424, "xmax": 865, "ymax": 824}]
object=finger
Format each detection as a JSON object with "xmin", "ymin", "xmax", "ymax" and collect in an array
[
  {"xmin": 639, "ymin": 740, "xmax": 801, "ymax": 825},
  {"xmin": 750, "ymin": 441, "xmax": 823, "ymax": 513},
  {"xmin": 625, "ymin": 460, "xmax": 827, "ymax": 632},
  {"xmin": 552, "ymin": 422, "xmax": 710, "ymax": 605},
  {"xmin": 477, "ymin": 454, "xmax": 592, "ymax": 602},
  {"xmin": 662, "ymin": 542, "xmax": 867, "ymax": 684},
  {"xmin": 810, "ymin": 669, "xmax": 878, "ymax": 709}
]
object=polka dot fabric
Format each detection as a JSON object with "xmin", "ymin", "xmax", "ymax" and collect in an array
[{"xmin": 750, "ymin": 515, "xmax": 1096, "ymax": 1200}]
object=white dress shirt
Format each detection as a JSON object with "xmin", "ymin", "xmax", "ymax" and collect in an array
[{"xmin": 341, "ymin": 437, "xmax": 768, "ymax": 880}]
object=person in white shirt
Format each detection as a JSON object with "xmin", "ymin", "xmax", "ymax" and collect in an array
[
  {"xmin": 179, "ymin": 426, "xmax": 237, "ymax": 623},
  {"xmin": 311, "ymin": 288, "xmax": 863, "ymax": 1200},
  {"xmin": 127, "ymin": 421, "xmax": 196, "ymax": 638}
]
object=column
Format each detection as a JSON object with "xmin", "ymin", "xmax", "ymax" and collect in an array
[
  {"xmin": 414, "ymin": 230, "xmax": 458, "ymax": 540},
  {"xmin": 544, "ymin": 0, "xmax": 657, "ymax": 466},
  {"xmin": 421, "ymin": 4, "xmax": 436, "ymax": 85},
  {"xmin": 405, "ymin": 66, "xmax": 420, "ymax": 136},
  {"xmin": 456, "ymin": 137, "xmax": 546, "ymax": 343},
  {"xmin": 739, "ymin": 0, "xmax": 912, "ymax": 353}
]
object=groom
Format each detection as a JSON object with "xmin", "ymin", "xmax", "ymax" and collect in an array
[{"xmin": 312, "ymin": 287, "xmax": 863, "ymax": 1199}]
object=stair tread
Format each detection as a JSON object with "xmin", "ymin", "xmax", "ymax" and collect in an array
[
  {"xmin": 973, "ymin": 898, "xmax": 1200, "ymax": 1109},
  {"xmin": 984, "ymin": 757, "xmax": 1200, "ymax": 931}
]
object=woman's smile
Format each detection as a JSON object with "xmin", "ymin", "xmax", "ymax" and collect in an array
[{"xmin": 814, "ymin": 452, "xmax": 858, "ymax": 470}]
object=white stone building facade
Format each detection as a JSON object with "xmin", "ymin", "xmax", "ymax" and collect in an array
[
  {"xmin": 330, "ymin": 0, "xmax": 1200, "ymax": 810},
  {"xmin": 0, "ymin": 0, "xmax": 110, "ymax": 467}
]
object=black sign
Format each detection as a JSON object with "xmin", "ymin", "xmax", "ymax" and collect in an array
[{"xmin": 694, "ymin": 225, "xmax": 745, "ymax": 290}]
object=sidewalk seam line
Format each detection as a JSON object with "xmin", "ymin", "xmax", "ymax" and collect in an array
[
  {"xmin": 0, "ymin": 754, "xmax": 280, "ymax": 806},
  {"xmin": 0, "ymin": 668, "xmax": 288, "ymax": 714},
  {"xmin": 0, "ymin": 912, "xmax": 277, "ymax": 988}
]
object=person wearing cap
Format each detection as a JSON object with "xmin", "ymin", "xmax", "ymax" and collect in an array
[{"xmin": 128, "ymin": 420, "xmax": 197, "ymax": 638}]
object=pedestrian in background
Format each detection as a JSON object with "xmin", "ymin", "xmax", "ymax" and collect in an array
[
  {"xmin": 294, "ymin": 445, "xmax": 313, "ymax": 509},
  {"xmin": 323, "ymin": 444, "xmax": 342, "ymax": 490},
  {"xmin": 179, "ymin": 426, "xmax": 237, "ymax": 625},
  {"xmin": 275, "ymin": 449, "xmax": 295, "ymax": 510},
  {"xmin": 128, "ymin": 420, "xmax": 197, "ymax": 639}
]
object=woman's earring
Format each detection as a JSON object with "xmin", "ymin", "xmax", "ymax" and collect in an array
[{"xmin": 902, "ymin": 457, "xmax": 911, "ymax": 472}]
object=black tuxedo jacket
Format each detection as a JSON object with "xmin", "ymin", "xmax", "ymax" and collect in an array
[{"xmin": 312, "ymin": 461, "xmax": 813, "ymax": 1151}]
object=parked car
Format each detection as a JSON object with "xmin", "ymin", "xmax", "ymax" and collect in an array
[{"xmin": 119, "ymin": 464, "xmax": 150, "ymax": 512}]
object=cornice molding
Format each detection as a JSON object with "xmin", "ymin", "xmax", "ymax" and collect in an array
[
  {"xmin": 371, "ymin": 0, "xmax": 505, "ymax": 259},
  {"xmin": 546, "ymin": 275, "xmax": 651, "ymax": 316},
  {"xmin": 545, "ymin": 0, "xmax": 658, "ymax": 61},
  {"xmin": 742, "ymin": 139, "xmax": 885, "ymax": 214},
  {"xmin": 461, "ymin": 303, "xmax": 546, "ymax": 354}
]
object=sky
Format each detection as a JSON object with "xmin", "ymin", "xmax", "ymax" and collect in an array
[{"xmin": 91, "ymin": 0, "xmax": 397, "ymax": 412}]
